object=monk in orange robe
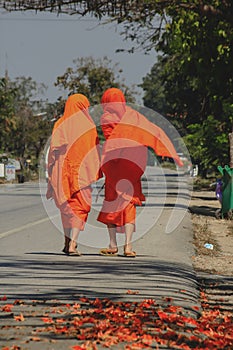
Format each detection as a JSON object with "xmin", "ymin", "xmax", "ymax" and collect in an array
[
  {"xmin": 46, "ymin": 94, "xmax": 102, "ymax": 255},
  {"xmin": 97, "ymin": 88, "xmax": 183, "ymax": 257}
]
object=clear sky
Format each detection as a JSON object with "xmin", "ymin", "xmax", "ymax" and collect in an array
[{"xmin": 0, "ymin": 10, "xmax": 157, "ymax": 104}]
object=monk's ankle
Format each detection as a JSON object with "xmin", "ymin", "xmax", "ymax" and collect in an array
[{"xmin": 69, "ymin": 240, "xmax": 77, "ymax": 251}]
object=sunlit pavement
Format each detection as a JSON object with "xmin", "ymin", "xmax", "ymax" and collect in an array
[{"xmin": 0, "ymin": 167, "xmax": 204, "ymax": 349}]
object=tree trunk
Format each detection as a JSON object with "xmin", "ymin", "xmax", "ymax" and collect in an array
[{"xmin": 229, "ymin": 132, "xmax": 233, "ymax": 168}]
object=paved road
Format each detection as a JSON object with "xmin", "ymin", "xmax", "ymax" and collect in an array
[{"xmin": 0, "ymin": 167, "xmax": 200, "ymax": 349}]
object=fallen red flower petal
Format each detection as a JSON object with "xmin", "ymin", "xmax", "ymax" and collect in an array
[
  {"xmin": 54, "ymin": 326, "xmax": 69, "ymax": 334},
  {"xmin": 41, "ymin": 317, "xmax": 54, "ymax": 323},
  {"xmin": 30, "ymin": 336, "xmax": 41, "ymax": 341},
  {"xmin": 55, "ymin": 318, "xmax": 66, "ymax": 323},
  {"xmin": 126, "ymin": 290, "xmax": 139, "ymax": 295},
  {"xmin": 191, "ymin": 305, "xmax": 200, "ymax": 311},
  {"xmin": 14, "ymin": 313, "xmax": 25, "ymax": 322},
  {"xmin": 141, "ymin": 333, "xmax": 153, "ymax": 345},
  {"xmin": 1, "ymin": 304, "xmax": 14, "ymax": 312}
]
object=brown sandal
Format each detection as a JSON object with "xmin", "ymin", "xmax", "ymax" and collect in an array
[
  {"xmin": 124, "ymin": 250, "xmax": 136, "ymax": 258},
  {"xmin": 124, "ymin": 245, "xmax": 136, "ymax": 258},
  {"xmin": 68, "ymin": 242, "xmax": 81, "ymax": 256},
  {"xmin": 99, "ymin": 247, "xmax": 118, "ymax": 256},
  {"xmin": 68, "ymin": 249, "xmax": 82, "ymax": 256}
]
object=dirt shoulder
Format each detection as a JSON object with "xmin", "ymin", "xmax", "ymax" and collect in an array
[{"xmin": 190, "ymin": 188, "xmax": 233, "ymax": 276}]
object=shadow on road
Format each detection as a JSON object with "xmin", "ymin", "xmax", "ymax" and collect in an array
[{"xmin": 0, "ymin": 254, "xmax": 200, "ymax": 318}]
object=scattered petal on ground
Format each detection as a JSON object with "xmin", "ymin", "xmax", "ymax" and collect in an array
[{"xmin": 0, "ymin": 291, "xmax": 232, "ymax": 349}]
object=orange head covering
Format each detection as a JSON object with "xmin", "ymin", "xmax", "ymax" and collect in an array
[
  {"xmin": 101, "ymin": 88, "xmax": 126, "ymax": 121},
  {"xmin": 63, "ymin": 93, "xmax": 92, "ymax": 121},
  {"xmin": 100, "ymin": 88, "xmax": 127, "ymax": 139},
  {"xmin": 46, "ymin": 93, "xmax": 102, "ymax": 205}
]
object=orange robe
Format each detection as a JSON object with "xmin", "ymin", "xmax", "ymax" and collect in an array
[
  {"xmin": 97, "ymin": 88, "xmax": 183, "ymax": 232},
  {"xmin": 46, "ymin": 94, "xmax": 102, "ymax": 229}
]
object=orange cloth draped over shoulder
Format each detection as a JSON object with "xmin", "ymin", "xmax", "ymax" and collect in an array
[
  {"xmin": 46, "ymin": 94, "xmax": 102, "ymax": 228},
  {"xmin": 97, "ymin": 88, "xmax": 183, "ymax": 231}
]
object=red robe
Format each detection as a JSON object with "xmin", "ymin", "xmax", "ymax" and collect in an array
[{"xmin": 97, "ymin": 88, "xmax": 183, "ymax": 231}]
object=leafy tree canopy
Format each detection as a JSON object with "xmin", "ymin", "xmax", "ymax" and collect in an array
[
  {"xmin": 1, "ymin": 1, "xmax": 232, "ymax": 52},
  {"xmin": 55, "ymin": 56, "xmax": 136, "ymax": 106},
  {"xmin": 140, "ymin": 3, "xmax": 233, "ymax": 175},
  {"xmin": 0, "ymin": 76, "xmax": 54, "ymax": 165},
  {"xmin": 1, "ymin": 1, "xmax": 233, "ymax": 175}
]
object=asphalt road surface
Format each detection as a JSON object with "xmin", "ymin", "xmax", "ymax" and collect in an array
[{"xmin": 0, "ymin": 166, "xmax": 198, "ymax": 304}]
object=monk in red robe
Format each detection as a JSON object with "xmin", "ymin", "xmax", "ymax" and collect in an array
[
  {"xmin": 46, "ymin": 94, "xmax": 102, "ymax": 255},
  {"xmin": 97, "ymin": 88, "xmax": 183, "ymax": 257}
]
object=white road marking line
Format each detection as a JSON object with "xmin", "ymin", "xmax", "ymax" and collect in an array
[{"xmin": 0, "ymin": 215, "xmax": 58, "ymax": 239}]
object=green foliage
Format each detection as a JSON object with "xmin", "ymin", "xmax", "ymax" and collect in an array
[
  {"xmin": 0, "ymin": 76, "xmax": 54, "ymax": 168},
  {"xmin": 55, "ymin": 56, "xmax": 136, "ymax": 106},
  {"xmin": 0, "ymin": 78, "xmax": 18, "ymax": 150},
  {"xmin": 140, "ymin": 1, "xmax": 233, "ymax": 176},
  {"xmin": 54, "ymin": 56, "xmax": 136, "ymax": 136},
  {"xmin": 2, "ymin": 1, "xmax": 233, "ymax": 177},
  {"xmin": 184, "ymin": 117, "xmax": 230, "ymax": 176}
]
